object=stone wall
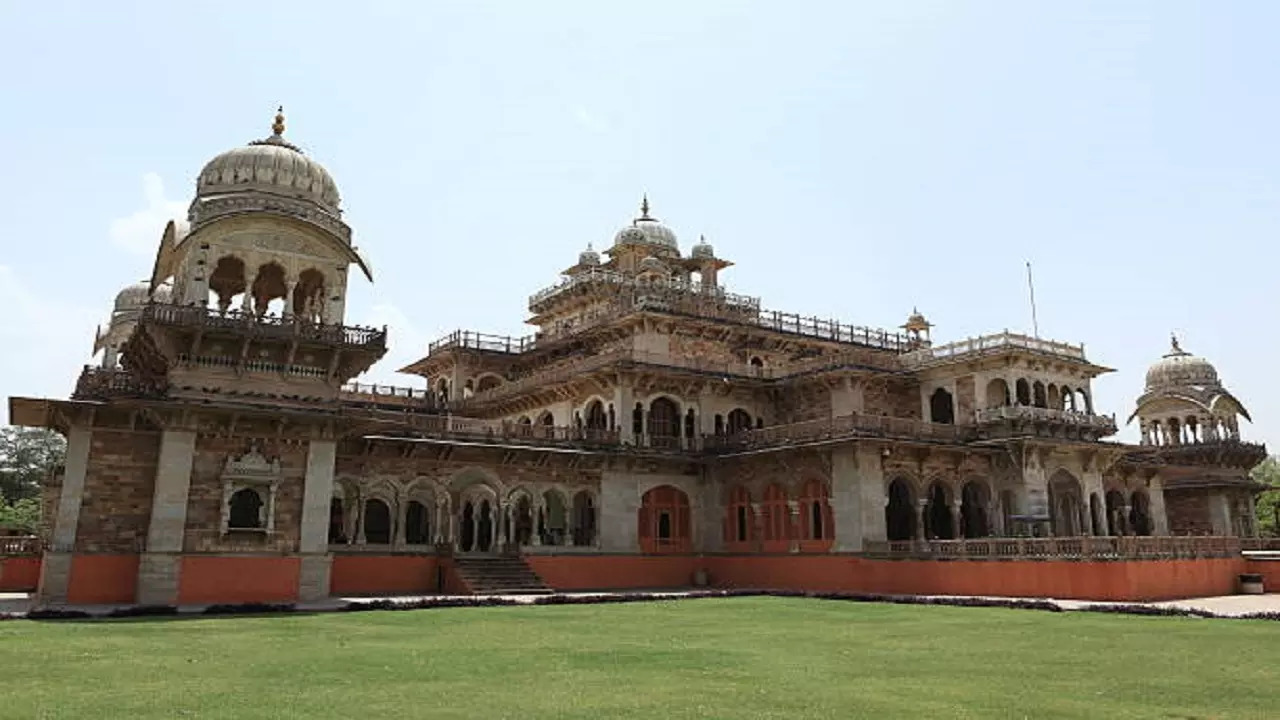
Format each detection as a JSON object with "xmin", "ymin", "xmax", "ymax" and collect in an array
[
  {"xmin": 75, "ymin": 430, "xmax": 160, "ymax": 553},
  {"xmin": 1165, "ymin": 489, "xmax": 1212, "ymax": 535},
  {"xmin": 183, "ymin": 436, "xmax": 306, "ymax": 553}
]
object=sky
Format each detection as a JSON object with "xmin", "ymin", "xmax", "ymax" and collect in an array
[{"xmin": 0, "ymin": 1, "xmax": 1276, "ymax": 449}]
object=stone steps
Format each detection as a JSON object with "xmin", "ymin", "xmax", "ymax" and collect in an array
[{"xmin": 453, "ymin": 556, "xmax": 552, "ymax": 595}]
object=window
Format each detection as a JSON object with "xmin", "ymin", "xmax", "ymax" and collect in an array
[{"xmin": 228, "ymin": 488, "xmax": 264, "ymax": 530}]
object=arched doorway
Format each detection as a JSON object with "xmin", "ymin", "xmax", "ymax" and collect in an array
[
  {"xmin": 1049, "ymin": 471, "xmax": 1084, "ymax": 537},
  {"xmin": 541, "ymin": 491, "xmax": 567, "ymax": 546},
  {"xmin": 512, "ymin": 494, "xmax": 534, "ymax": 546},
  {"xmin": 885, "ymin": 479, "xmax": 916, "ymax": 541},
  {"xmin": 1105, "ymin": 490, "xmax": 1127, "ymax": 535},
  {"xmin": 328, "ymin": 497, "xmax": 347, "ymax": 544},
  {"xmin": 799, "ymin": 478, "xmax": 833, "ymax": 547},
  {"xmin": 985, "ymin": 379, "xmax": 1011, "ymax": 409},
  {"xmin": 459, "ymin": 502, "xmax": 475, "ymax": 552},
  {"xmin": 924, "ymin": 483, "xmax": 954, "ymax": 539},
  {"xmin": 1129, "ymin": 491, "xmax": 1153, "ymax": 536},
  {"xmin": 363, "ymin": 498, "xmax": 392, "ymax": 544},
  {"xmin": 584, "ymin": 400, "xmax": 607, "ymax": 432},
  {"xmin": 476, "ymin": 500, "xmax": 494, "ymax": 552},
  {"xmin": 571, "ymin": 491, "xmax": 596, "ymax": 546},
  {"xmin": 724, "ymin": 485, "xmax": 753, "ymax": 545},
  {"xmin": 405, "ymin": 500, "xmax": 431, "ymax": 545},
  {"xmin": 929, "ymin": 389, "xmax": 955, "ymax": 424},
  {"xmin": 761, "ymin": 483, "xmax": 790, "ymax": 550},
  {"xmin": 727, "ymin": 409, "xmax": 753, "ymax": 434},
  {"xmin": 647, "ymin": 397, "xmax": 680, "ymax": 447},
  {"xmin": 638, "ymin": 485, "xmax": 691, "ymax": 553},
  {"xmin": 960, "ymin": 481, "xmax": 989, "ymax": 538}
]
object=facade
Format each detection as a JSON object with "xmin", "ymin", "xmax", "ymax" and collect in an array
[{"xmin": 8, "ymin": 112, "xmax": 1271, "ymax": 606}]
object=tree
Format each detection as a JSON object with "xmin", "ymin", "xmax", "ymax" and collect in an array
[
  {"xmin": 0, "ymin": 426, "xmax": 65, "ymax": 504},
  {"xmin": 1252, "ymin": 455, "xmax": 1280, "ymax": 537},
  {"xmin": 0, "ymin": 497, "xmax": 40, "ymax": 533}
]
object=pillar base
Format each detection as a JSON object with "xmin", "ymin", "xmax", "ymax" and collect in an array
[
  {"xmin": 298, "ymin": 554, "xmax": 333, "ymax": 603},
  {"xmin": 35, "ymin": 551, "xmax": 73, "ymax": 606},
  {"xmin": 136, "ymin": 552, "xmax": 182, "ymax": 606}
]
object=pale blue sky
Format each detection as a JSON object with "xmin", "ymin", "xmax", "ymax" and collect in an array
[{"xmin": 1, "ymin": 1, "xmax": 1275, "ymax": 448}]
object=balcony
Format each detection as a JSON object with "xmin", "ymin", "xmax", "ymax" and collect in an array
[
  {"xmin": 141, "ymin": 303, "xmax": 387, "ymax": 349},
  {"xmin": 902, "ymin": 332, "xmax": 1088, "ymax": 367},
  {"xmin": 427, "ymin": 330, "xmax": 536, "ymax": 355},
  {"xmin": 340, "ymin": 382, "xmax": 440, "ymax": 413},
  {"xmin": 974, "ymin": 405, "xmax": 1118, "ymax": 436},
  {"xmin": 71, "ymin": 366, "xmax": 167, "ymax": 401},
  {"xmin": 706, "ymin": 412, "xmax": 966, "ymax": 454}
]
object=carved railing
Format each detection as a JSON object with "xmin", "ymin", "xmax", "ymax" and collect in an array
[
  {"xmin": 1240, "ymin": 537, "xmax": 1280, "ymax": 552},
  {"xmin": 902, "ymin": 332, "xmax": 1087, "ymax": 366},
  {"xmin": 0, "ymin": 536, "xmax": 40, "ymax": 556},
  {"xmin": 974, "ymin": 406, "xmax": 1117, "ymax": 431},
  {"xmin": 141, "ymin": 303, "xmax": 387, "ymax": 348},
  {"xmin": 381, "ymin": 416, "xmax": 622, "ymax": 448},
  {"xmin": 340, "ymin": 382, "xmax": 438, "ymax": 409},
  {"xmin": 529, "ymin": 268, "xmax": 760, "ymax": 311},
  {"xmin": 706, "ymin": 412, "xmax": 966, "ymax": 452},
  {"xmin": 72, "ymin": 366, "xmax": 167, "ymax": 401},
  {"xmin": 427, "ymin": 330, "xmax": 537, "ymax": 355},
  {"xmin": 864, "ymin": 536, "xmax": 1245, "ymax": 560}
]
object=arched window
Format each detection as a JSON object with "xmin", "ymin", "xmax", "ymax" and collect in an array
[
  {"xmin": 228, "ymin": 488, "xmax": 264, "ymax": 530},
  {"xmin": 750, "ymin": 356, "xmax": 764, "ymax": 369},
  {"xmin": 647, "ymin": 397, "xmax": 680, "ymax": 445},
  {"xmin": 1032, "ymin": 381, "xmax": 1047, "ymax": 409},
  {"xmin": 929, "ymin": 389, "xmax": 954, "ymax": 424},
  {"xmin": 727, "ymin": 409, "xmax": 753, "ymax": 434},
  {"xmin": 924, "ymin": 483, "xmax": 954, "ymax": 539},
  {"xmin": 363, "ymin": 498, "xmax": 392, "ymax": 544},
  {"xmin": 960, "ymin": 481, "xmax": 989, "ymax": 538},
  {"xmin": 405, "ymin": 500, "xmax": 430, "ymax": 544},
  {"xmin": 476, "ymin": 375, "xmax": 501, "ymax": 393},
  {"xmin": 985, "ymin": 379, "xmax": 1011, "ymax": 409},
  {"xmin": 799, "ymin": 479, "xmax": 833, "ymax": 546},
  {"xmin": 1046, "ymin": 384, "xmax": 1061, "ymax": 410},
  {"xmin": 724, "ymin": 486, "xmax": 753, "ymax": 545},
  {"xmin": 584, "ymin": 400, "xmax": 607, "ymax": 430},
  {"xmin": 638, "ymin": 485, "xmax": 691, "ymax": 553},
  {"xmin": 1015, "ymin": 379, "xmax": 1031, "ymax": 406}
]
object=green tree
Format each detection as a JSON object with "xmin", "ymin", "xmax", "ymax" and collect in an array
[
  {"xmin": 0, "ymin": 497, "xmax": 41, "ymax": 533},
  {"xmin": 1252, "ymin": 455, "xmax": 1280, "ymax": 536},
  {"xmin": 0, "ymin": 426, "xmax": 65, "ymax": 503}
]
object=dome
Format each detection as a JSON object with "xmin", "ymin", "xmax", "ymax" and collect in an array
[
  {"xmin": 113, "ymin": 280, "xmax": 172, "ymax": 313},
  {"xmin": 613, "ymin": 196, "xmax": 678, "ymax": 251},
  {"xmin": 194, "ymin": 108, "xmax": 341, "ymax": 214},
  {"xmin": 1144, "ymin": 335, "xmax": 1220, "ymax": 390},
  {"xmin": 578, "ymin": 243, "xmax": 600, "ymax": 266},
  {"xmin": 691, "ymin": 235, "xmax": 715, "ymax": 259},
  {"xmin": 639, "ymin": 255, "xmax": 666, "ymax": 273}
]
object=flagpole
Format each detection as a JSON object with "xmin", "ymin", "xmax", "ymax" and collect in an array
[{"xmin": 1026, "ymin": 261, "xmax": 1040, "ymax": 339}]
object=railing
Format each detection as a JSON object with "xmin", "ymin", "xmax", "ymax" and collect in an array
[
  {"xmin": 706, "ymin": 412, "xmax": 965, "ymax": 452},
  {"xmin": 864, "ymin": 536, "xmax": 1245, "ymax": 560},
  {"xmin": 380, "ymin": 416, "xmax": 622, "ymax": 448},
  {"xmin": 72, "ymin": 366, "xmax": 166, "ymax": 401},
  {"xmin": 141, "ymin": 303, "xmax": 387, "ymax": 348},
  {"xmin": 340, "ymin": 382, "xmax": 437, "ymax": 405},
  {"xmin": 427, "ymin": 330, "xmax": 537, "ymax": 355},
  {"xmin": 190, "ymin": 194, "xmax": 353, "ymax": 244},
  {"xmin": 528, "ymin": 267, "xmax": 760, "ymax": 310},
  {"xmin": 0, "ymin": 536, "xmax": 40, "ymax": 556},
  {"xmin": 1240, "ymin": 537, "xmax": 1280, "ymax": 552},
  {"xmin": 177, "ymin": 354, "xmax": 329, "ymax": 378},
  {"xmin": 902, "ymin": 332, "xmax": 1087, "ymax": 366},
  {"xmin": 974, "ymin": 405, "xmax": 1117, "ymax": 430}
]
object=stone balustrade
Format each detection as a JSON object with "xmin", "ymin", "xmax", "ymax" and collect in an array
[
  {"xmin": 142, "ymin": 303, "xmax": 387, "ymax": 348},
  {"xmin": 864, "ymin": 535, "xmax": 1247, "ymax": 560},
  {"xmin": 902, "ymin": 331, "xmax": 1087, "ymax": 366},
  {"xmin": 974, "ymin": 405, "xmax": 1117, "ymax": 430}
]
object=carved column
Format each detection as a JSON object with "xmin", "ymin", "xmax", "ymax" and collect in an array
[
  {"xmin": 394, "ymin": 497, "xmax": 408, "ymax": 548},
  {"xmin": 950, "ymin": 501, "xmax": 963, "ymax": 540},
  {"xmin": 282, "ymin": 280, "xmax": 297, "ymax": 319},
  {"xmin": 787, "ymin": 500, "xmax": 801, "ymax": 553},
  {"xmin": 916, "ymin": 499, "xmax": 929, "ymax": 541}
]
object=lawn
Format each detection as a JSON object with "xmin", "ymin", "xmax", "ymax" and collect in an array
[{"xmin": 1, "ymin": 598, "xmax": 1277, "ymax": 719}]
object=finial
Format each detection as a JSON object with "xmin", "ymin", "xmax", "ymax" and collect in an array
[
  {"xmin": 272, "ymin": 106, "xmax": 285, "ymax": 136},
  {"xmin": 640, "ymin": 194, "xmax": 651, "ymax": 219},
  {"xmin": 1170, "ymin": 332, "xmax": 1182, "ymax": 353},
  {"xmin": 586, "ymin": 242, "xmax": 594, "ymax": 251}
]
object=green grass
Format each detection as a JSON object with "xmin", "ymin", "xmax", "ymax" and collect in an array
[{"xmin": 1, "ymin": 598, "xmax": 1277, "ymax": 719}]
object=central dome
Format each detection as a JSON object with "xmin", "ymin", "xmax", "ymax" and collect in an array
[
  {"xmin": 1144, "ymin": 335, "xmax": 1220, "ymax": 390},
  {"xmin": 613, "ymin": 196, "xmax": 678, "ymax": 251},
  {"xmin": 194, "ymin": 108, "xmax": 341, "ymax": 214}
]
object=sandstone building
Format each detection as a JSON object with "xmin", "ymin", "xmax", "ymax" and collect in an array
[{"xmin": 8, "ymin": 112, "xmax": 1270, "ymax": 605}]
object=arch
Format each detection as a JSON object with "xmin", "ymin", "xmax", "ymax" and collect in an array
[
  {"xmin": 761, "ymin": 483, "xmax": 791, "ymax": 549},
  {"xmin": 328, "ymin": 496, "xmax": 348, "ymax": 544},
  {"xmin": 924, "ymin": 482, "xmax": 954, "ymax": 539},
  {"xmin": 1105, "ymin": 489, "xmax": 1127, "ymax": 535},
  {"xmin": 1015, "ymin": 378, "xmax": 1032, "ymax": 406},
  {"xmin": 571, "ymin": 490, "xmax": 597, "ymax": 547},
  {"xmin": 1077, "ymin": 388, "xmax": 1092, "ymax": 414},
  {"xmin": 436, "ymin": 378, "xmax": 450, "ymax": 403},
  {"xmin": 750, "ymin": 356, "xmax": 764, "ymax": 369},
  {"xmin": 727, "ymin": 408, "xmax": 753, "ymax": 434},
  {"xmin": 475, "ymin": 374, "xmax": 502, "ymax": 393},
  {"xmin": 209, "ymin": 256, "xmax": 248, "ymax": 312},
  {"xmin": 638, "ymin": 485, "xmax": 691, "ymax": 553},
  {"xmin": 1032, "ymin": 381, "xmax": 1047, "ymax": 409},
  {"xmin": 959, "ymin": 480, "xmax": 990, "ymax": 538},
  {"xmin": 1064, "ymin": 387, "xmax": 1078, "ymax": 411},
  {"xmin": 985, "ymin": 378, "xmax": 1011, "ymax": 409},
  {"xmin": 250, "ymin": 261, "xmax": 288, "ymax": 317},
  {"xmin": 885, "ymin": 478, "xmax": 916, "ymax": 542},
  {"xmin": 228, "ymin": 487, "xmax": 264, "ymax": 530},
  {"xmin": 684, "ymin": 408, "xmax": 697, "ymax": 440},
  {"xmin": 292, "ymin": 268, "xmax": 326, "ymax": 322},
  {"xmin": 363, "ymin": 498, "xmax": 392, "ymax": 544},
  {"xmin": 799, "ymin": 478, "xmax": 834, "ymax": 548},
  {"xmin": 584, "ymin": 399, "xmax": 608, "ymax": 431},
  {"xmin": 929, "ymin": 388, "xmax": 955, "ymax": 424},
  {"xmin": 405, "ymin": 500, "xmax": 431, "ymax": 544},
  {"xmin": 1129, "ymin": 491, "xmax": 1153, "ymax": 536},
  {"xmin": 476, "ymin": 499, "xmax": 494, "ymax": 552},
  {"xmin": 724, "ymin": 485, "xmax": 754, "ymax": 546},
  {"xmin": 1048, "ymin": 471, "xmax": 1084, "ymax": 537},
  {"xmin": 647, "ymin": 396, "xmax": 681, "ymax": 445},
  {"xmin": 512, "ymin": 493, "xmax": 535, "ymax": 546},
  {"xmin": 1047, "ymin": 384, "xmax": 1061, "ymax": 411}
]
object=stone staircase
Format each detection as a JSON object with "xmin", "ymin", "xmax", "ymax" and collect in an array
[{"xmin": 453, "ymin": 555, "xmax": 552, "ymax": 595}]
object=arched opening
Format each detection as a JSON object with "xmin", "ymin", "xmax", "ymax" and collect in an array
[
  {"xmin": 1000, "ymin": 490, "xmax": 1016, "ymax": 535},
  {"xmin": 724, "ymin": 486, "xmax": 753, "ymax": 545},
  {"xmin": 541, "ymin": 491, "xmax": 567, "ymax": 546},
  {"xmin": 929, "ymin": 388, "xmax": 955, "ymax": 424},
  {"xmin": 727, "ymin": 409, "xmax": 753, "ymax": 434},
  {"xmin": 885, "ymin": 479, "xmax": 916, "ymax": 541},
  {"xmin": 960, "ymin": 481, "xmax": 990, "ymax": 538},
  {"xmin": 684, "ymin": 408, "xmax": 697, "ymax": 440},
  {"xmin": 761, "ymin": 484, "xmax": 790, "ymax": 549},
  {"xmin": 405, "ymin": 500, "xmax": 430, "ymax": 544},
  {"xmin": 750, "ymin": 356, "xmax": 764, "ymax": 369},
  {"xmin": 228, "ymin": 488, "xmax": 264, "ymax": 530},
  {"xmin": 463, "ymin": 379, "xmax": 475, "ymax": 398},
  {"xmin": 363, "ymin": 499, "xmax": 392, "ymax": 544},
  {"xmin": 985, "ymin": 378, "xmax": 1011, "ymax": 409},
  {"xmin": 1047, "ymin": 384, "xmax": 1061, "ymax": 410},
  {"xmin": 1032, "ymin": 381, "xmax": 1047, "ymax": 409},
  {"xmin": 1167, "ymin": 417, "xmax": 1182, "ymax": 446},
  {"xmin": 799, "ymin": 479, "xmax": 833, "ymax": 545},
  {"xmin": 209, "ymin": 256, "xmax": 247, "ymax": 313},
  {"xmin": 476, "ymin": 375, "xmax": 501, "ymax": 393},
  {"xmin": 714, "ymin": 414, "xmax": 725, "ymax": 436},
  {"xmin": 513, "ymin": 495, "xmax": 534, "ymax": 546},
  {"xmin": 1105, "ymin": 490, "xmax": 1127, "ymax": 535},
  {"xmin": 292, "ymin": 268, "xmax": 326, "ymax": 322},
  {"xmin": 1015, "ymin": 379, "xmax": 1031, "ymax": 406},
  {"xmin": 250, "ymin": 262, "xmax": 288, "ymax": 317},
  {"xmin": 1048, "ymin": 471, "xmax": 1084, "ymax": 537},
  {"xmin": 328, "ymin": 497, "xmax": 347, "ymax": 544},
  {"xmin": 1089, "ymin": 493, "xmax": 1104, "ymax": 536},
  {"xmin": 1129, "ymin": 491, "xmax": 1153, "ymax": 536},
  {"xmin": 924, "ymin": 483, "xmax": 954, "ymax": 539},
  {"xmin": 584, "ymin": 400, "xmax": 608, "ymax": 431},
  {"xmin": 477, "ymin": 500, "xmax": 494, "ymax": 552},
  {"xmin": 571, "ymin": 491, "xmax": 596, "ymax": 547},
  {"xmin": 638, "ymin": 485, "xmax": 691, "ymax": 553},
  {"xmin": 459, "ymin": 502, "xmax": 475, "ymax": 552},
  {"xmin": 632, "ymin": 403, "xmax": 644, "ymax": 438},
  {"xmin": 1064, "ymin": 387, "xmax": 1078, "ymax": 411},
  {"xmin": 647, "ymin": 397, "xmax": 680, "ymax": 446},
  {"xmin": 436, "ymin": 378, "xmax": 450, "ymax": 403},
  {"xmin": 1077, "ymin": 389, "xmax": 1091, "ymax": 413}
]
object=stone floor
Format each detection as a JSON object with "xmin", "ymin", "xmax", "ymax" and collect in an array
[{"xmin": 3, "ymin": 591, "xmax": 1279, "ymax": 619}]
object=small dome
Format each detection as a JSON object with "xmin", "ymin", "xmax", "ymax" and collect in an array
[
  {"xmin": 194, "ymin": 108, "xmax": 341, "ymax": 214},
  {"xmin": 113, "ymin": 281, "xmax": 153, "ymax": 311},
  {"xmin": 613, "ymin": 195, "xmax": 678, "ymax": 251},
  {"xmin": 691, "ymin": 235, "xmax": 715, "ymax": 259},
  {"xmin": 578, "ymin": 243, "xmax": 600, "ymax": 266},
  {"xmin": 1144, "ymin": 335, "xmax": 1220, "ymax": 390},
  {"xmin": 639, "ymin": 255, "xmax": 666, "ymax": 273}
]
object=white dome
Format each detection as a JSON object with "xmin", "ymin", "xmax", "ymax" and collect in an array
[
  {"xmin": 113, "ymin": 280, "xmax": 172, "ymax": 312},
  {"xmin": 1145, "ymin": 336, "xmax": 1220, "ymax": 390},
  {"xmin": 194, "ymin": 109, "xmax": 340, "ymax": 214},
  {"xmin": 691, "ymin": 235, "xmax": 714, "ymax": 259},
  {"xmin": 613, "ymin": 196, "xmax": 678, "ymax": 251},
  {"xmin": 579, "ymin": 243, "xmax": 601, "ymax": 266}
]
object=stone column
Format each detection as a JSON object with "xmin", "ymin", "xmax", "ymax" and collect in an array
[
  {"xmin": 787, "ymin": 501, "xmax": 801, "ymax": 552},
  {"xmin": 855, "ymin": 445, "xmax": 887, "ymax": 544},
  {"xmin": 830, "ymin": 447, "xmax": 862, "ymax": 551},
  {"xmin": 1148, "ymin": 477, "xmax": 1170, "ymax": 536},
  {"xmin": 599, "ymin": 470, "xmax": 639, "ymax": 552},
  {"xmin": 282, "ymin": 280, "xmax": 297, "ymax": 319},
  {"xmin": 614, "ymin": 384, "xmax": 635, "ymax": 445},
  {"xmin": 137, "ymin": 429, "xmax": 197, "ymax": 606},
  {"xmin": 951, "ymin": 502, "xmax": 964, "ymax": 540},
  {"xmin": 37, "ymin": 425, "xmax": 92, "ymax": 606},
  {"xmin": 916, "ymin": 499, "xmax": 929, "ymax": 541},
  {"xmin": 298, "ymin": 439, "xmax": 336, "ymax": 602}
]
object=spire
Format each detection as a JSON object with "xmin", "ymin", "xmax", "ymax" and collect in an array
[
  {"xmin": 639, "ymin": 194, "xmax": 652, "ymax": 220},
  {"xmin": 272, "ymin": 106, "xmax": 286, "ymax": 136},
  {"xmin": 1170, "ymin": 332, "xmax": 1184, "ymax": 354}
]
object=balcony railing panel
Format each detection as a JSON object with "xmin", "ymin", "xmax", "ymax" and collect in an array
[
  {"xmin": 141, "ymin": 303, "xmax": 387, "ymax": 348},
  {"xmin": 974, "ymin": 406, "xmax": 1117, "ymax": 431},
  {"xmin": 72, "ymin": 366, "xmax": 166, "ymax": 401},
  {"xmin": 863, "ymin": 536, "xmax": 1247, "ymax": 560},
  {"xmin": 902, "ymin": 332, "xmax": 1087, "ymax": 366},
  {"xmin": 706, "ymin": 412, "xmax": 965, "ymax": 452},
  {"xmin": 0, "ymin": 536, "xmax": 40, "ymax": 556}
]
